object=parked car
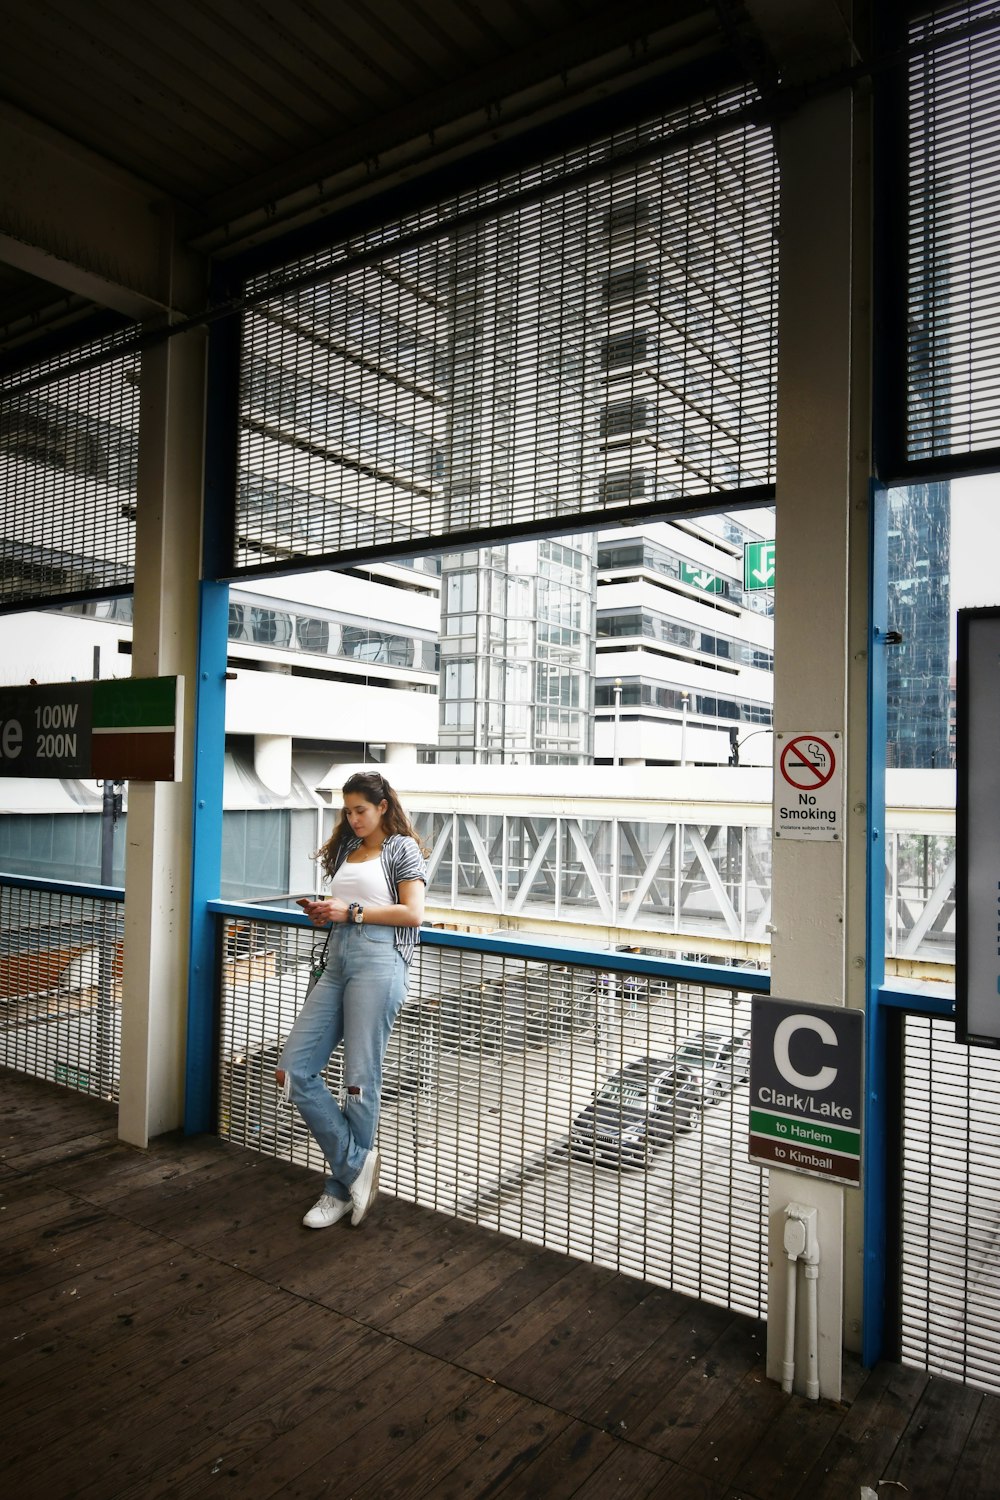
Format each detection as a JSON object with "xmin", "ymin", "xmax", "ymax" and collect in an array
[
  {"xmin": 570, "ymin": 1055, "xmax": 701, "ymax": 1169},
  {"xmin": 671, "ymin": 1029, "xmax": 751, "ymax": 1107},
  {"xmin": 437, "ymin": 965, "xmax": 588, "ymax": 1056}
]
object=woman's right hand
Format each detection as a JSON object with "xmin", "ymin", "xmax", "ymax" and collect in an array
[{"xmin": 296, "ymin": 896, "xmax": 349, "ymax": 926}]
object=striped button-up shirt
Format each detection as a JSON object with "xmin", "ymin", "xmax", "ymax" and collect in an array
[{"xmin": 329, "ymin": 833, "xmax": 428, "ymax": 964}]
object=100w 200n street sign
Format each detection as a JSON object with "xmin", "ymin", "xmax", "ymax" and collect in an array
[{"xmin": 0, "ymin": 677, "xmax": 181, "ymax": 781}]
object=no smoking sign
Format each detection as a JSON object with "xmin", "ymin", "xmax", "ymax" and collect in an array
[{"xmin": 774, "ymin": 732, "xmax": 842, "ymax": 841}]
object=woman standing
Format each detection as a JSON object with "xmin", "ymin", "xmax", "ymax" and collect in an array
[{"xmin": 276, "ymin": 770, "xmax": 427, "ymax": 1229}]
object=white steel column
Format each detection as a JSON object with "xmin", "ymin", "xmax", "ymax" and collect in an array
[
  {"xmin": 767, "ymin": 72, "xmax": 872, "ymax": 1398},
  {"xmin": 118, "ymin": 224, "xmax": 207, "ymax": 1146}
]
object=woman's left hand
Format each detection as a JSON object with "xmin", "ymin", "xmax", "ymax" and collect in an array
[{"xmin": 297, "ymin": 897, "xmax": 349, "ymax": 926}]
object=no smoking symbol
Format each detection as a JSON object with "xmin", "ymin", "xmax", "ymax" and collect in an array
[{"xmin": 780, "ymin": 735, "xmax": 836, "ymax": 791}]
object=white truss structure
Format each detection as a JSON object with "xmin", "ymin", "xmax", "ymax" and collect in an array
[{"xmin": 412, "ymin": 810, "xmax": 954, "ymax": 968}]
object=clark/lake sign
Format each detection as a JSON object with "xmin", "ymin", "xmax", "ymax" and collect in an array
[{"xmin": 748, "ymin": 997, "xmax": 863, "ymax": 1186}]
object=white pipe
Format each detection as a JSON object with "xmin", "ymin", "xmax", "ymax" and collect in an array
[
  {"xmin": 804, "ymin": 1262, "xmax": 820, "ymax": 1400},
  {"xmin": 781, "ymin": 1202, "xmax": 815, "ymax": 1397},
  {"xmin": 781, "ymin": 1254, "xmax": 797, "ymax": 1394}
]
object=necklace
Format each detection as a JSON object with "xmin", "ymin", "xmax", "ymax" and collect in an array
[{"xmin": 349, "ymin": 836, "xmax": 385, "ymax": 862}]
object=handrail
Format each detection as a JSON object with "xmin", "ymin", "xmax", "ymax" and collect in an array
[
  {"xmin": 0, "ymin": 871, "xmax": 125, "ymax": 901},
  {"xmin": 1, "ymin": 883, "xmax": 953, "ymax": 1008},
  {"xmin": 206, "ymin": 896, "xmax": 771, "ymax": 991},
  {"xmin": 876, "ymin": 978, "xmax": 956, "ymax": 1019}
]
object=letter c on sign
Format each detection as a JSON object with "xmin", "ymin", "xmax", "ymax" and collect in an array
[{"xmin": 773, "ymin": 1014, "xmax": 838, "ymax": 1091}]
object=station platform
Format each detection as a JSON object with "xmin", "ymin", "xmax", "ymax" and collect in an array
[{"xmin": 1, "ymin": 1068, "xmax": 994, "ymax": 1499}]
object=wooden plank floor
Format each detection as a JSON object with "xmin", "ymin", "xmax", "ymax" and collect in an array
[{"xmin": 2, "ymin": 1068, "xmax": 997, "ymax": 1500}]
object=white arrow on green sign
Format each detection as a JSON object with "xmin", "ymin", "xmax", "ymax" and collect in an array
[
  {"xmin": 744, "ymin": 540, "xmax": 776, "ymax": 591},
  {"xmin": 680, "ymin": 562, "xmax": 724, "ymax": 594}
]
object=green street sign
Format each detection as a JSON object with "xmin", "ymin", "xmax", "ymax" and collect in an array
[
  {"xmin": 744, "ymin": 540, "xmax": 776, "ymax": 590},
  {"xmin": 749, "ymin": 1109, "xmax": 860, "ymax": 1159},
  {"xmin": 92, "ymin": 677, "xmax": 180, "ymax": 780},
  {"xmin": 680, "ymin": 562, "xmax": 724, "ymax": 594}
]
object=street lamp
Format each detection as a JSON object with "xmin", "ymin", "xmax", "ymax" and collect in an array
[
  {"xmin": 680, "ymin": 693, "xmax": 689, "ymax": 766},
  {"xmin": 612, "ymin": 678, "xmax": 622, "ymax": 767},
  {"xmin": 728, "ymin": 727, "xmax": 773, "ymax": 766},
  {"xmin": 97, "ymin": 776, "xmax": 124, "ymax": 1100},
  {"xmin": 99, "ymin": 779, "xmax": 124, "ymax": 886}
]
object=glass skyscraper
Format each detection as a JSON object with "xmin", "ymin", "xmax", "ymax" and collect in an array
[
  {"xmin": 886, "ymin": 482, "xmax": 952, "ymax": 769},
  {"xmin": 437, "ymin": 536, "xmax": 596, "ymax": 764}
]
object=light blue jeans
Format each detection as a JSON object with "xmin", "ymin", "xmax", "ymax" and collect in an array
[{"xmin": 278, "ymin": 923, "xmax": 408, "ymax": 1200}]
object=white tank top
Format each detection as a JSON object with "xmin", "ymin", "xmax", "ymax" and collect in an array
[{"xmin": 330, "ymin": 854, "xmax": 393, "ymax": 907}]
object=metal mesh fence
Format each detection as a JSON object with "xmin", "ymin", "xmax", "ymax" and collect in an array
[
  {"xmin": 0, "ymin": 879, "xmax": 122, "ymax": 1100},
  {"xmin": 235, "ymin": 89, "xmax": 777, "ymax": 571},
  {"xmin": 907, "ymin": 1, "xmax": 1000, "ymax": 461},
  {"xmin": 901, "ymin": 1013, "xmax": 1000, "ymax": 1393},
  {"xmin": 219, "ymin": 917, "xmax": 767, "ymax": 1317},
  {"xmin": 0, "ymin": 330, "xmax": 140, "ymax": 608}
]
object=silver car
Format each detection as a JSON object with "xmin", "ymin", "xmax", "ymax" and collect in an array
[{"xmin": 671, "ymin": 1029, "xmax": 751, "ymax": 1107}]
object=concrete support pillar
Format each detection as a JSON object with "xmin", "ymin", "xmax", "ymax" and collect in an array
[
  {"xmin": 384, "ymin": 742, "xmax": 418, "ymax": 765},
  {"xmin": 766, "ymin": 81, "xmax": 872, "ymax": 1399},
  {"xmin": 290, "ymin": 805, "xmax": 325, "ymax": 896},
  {"xmin": 118, "ymin": 247, "xmax": 207, "ymax": 1146},
  {"xmin": 255, "ymin": 734, "xmax": 293, "ymax": 796}
]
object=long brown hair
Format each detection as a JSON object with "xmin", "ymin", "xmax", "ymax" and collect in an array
[{"xmin": 318, "ymin": 770, "xmax": 426, "ymax": 878}]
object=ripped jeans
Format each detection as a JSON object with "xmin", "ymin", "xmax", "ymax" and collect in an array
[{"xmin": 278, "ymin": 922, "xmax": 408, "ymax": 1201}]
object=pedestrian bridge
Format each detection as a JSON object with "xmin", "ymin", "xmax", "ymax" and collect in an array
[{"xmin": 357, "ymin": 765, "xmax": 956, "ymax": 976}]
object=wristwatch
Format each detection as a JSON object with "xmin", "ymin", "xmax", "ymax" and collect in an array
[{"xmin": 348, "ymin": 902, "xmax": 365, "ymax": 924}]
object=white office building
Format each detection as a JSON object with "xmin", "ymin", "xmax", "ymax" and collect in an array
[{"xmin": 594, "ymin": 513, "xmax": 775, "ymax": 767}]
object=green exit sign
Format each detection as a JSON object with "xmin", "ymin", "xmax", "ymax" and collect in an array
[
  {"xmin": 680, "ymin": 562, "xmax": 724, "ymax": 594},
  {"xmin": 744, "ymin": 540, "xmax": 776, "ymax": 590}
]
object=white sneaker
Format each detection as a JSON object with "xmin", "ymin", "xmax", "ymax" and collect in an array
[
  {"xmin": 302, "ymin": 1193, "xmax": 352, "ymax": 1229},
  {"xmin": 349, "ymin": 1149, "xmax": 381, "ymax": 1226}
]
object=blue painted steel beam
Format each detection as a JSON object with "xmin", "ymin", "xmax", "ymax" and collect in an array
[
  {"xmin": 863, "ymin": 481, "xmax": 890, "ymax": 1368},
  {"xmin": 183, "ymin": 581, "xmax": 228, "ymax": 1134},
  {"xmin": 207, "ymin": 899, "xmax": 306, "ymax": 923}
]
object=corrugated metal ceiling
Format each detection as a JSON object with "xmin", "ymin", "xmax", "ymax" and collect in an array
[
  {"xmin": 0, "ymin": 0, "xmax": 736, "ymax": 218},
  {"xmin": 0, "ymin": 0, "xmax": 759, "ymax": 341}
]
